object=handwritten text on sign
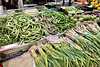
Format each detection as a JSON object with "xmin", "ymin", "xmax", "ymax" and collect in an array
[{"xmin": 47, "ymin": 35, "xmax": 60, "ymax": 43}]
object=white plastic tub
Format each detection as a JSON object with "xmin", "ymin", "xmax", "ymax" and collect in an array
[{"xmin": 0, "ymin": 6, "xmax": 3, "ymax": 14}]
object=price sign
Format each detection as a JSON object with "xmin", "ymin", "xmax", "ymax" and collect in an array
[{"xmin": 47, "ymin": 35, "xmax": 60, "ymax": 43}]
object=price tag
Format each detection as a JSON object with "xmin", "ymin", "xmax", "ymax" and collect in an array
[
  {"xmin": 47, "ymin": 35, "xmax": 60, "ymax": 43},
  {"xmin": 33, "ymin": 59, "xmax": 36, "ymax": 67}
]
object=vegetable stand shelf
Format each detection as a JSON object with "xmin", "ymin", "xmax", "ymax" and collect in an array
[
  {"xmin": 0, "ymin": 39, "xmax": 47, "ymax": 62},
  {"xmin": 0, "ymin": 14, "xmax": 7, "ymax": 17}
]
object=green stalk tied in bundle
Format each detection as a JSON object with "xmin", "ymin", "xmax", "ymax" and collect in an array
[
  {"xmin": 46, "ymin": 44, "xmax": 67, "ymax": 67},
  {"xmin": 32, "ymin": 50, "xmax": 44, "ymax": 67},
  {"xmin": 74, "ymin": 26, "xmax": 100, "ymax": 48},
  {"xmin": 85, "ymin": 23, "xmax": 100, "ymax": 39},
  {"xmin": 38, "ymin": 47, "xmax": 61, "ymax": 67},
  {"xmin": 42, "ymin": 45, "xmax": 63, "ymax": 67},
  {"xmin": 38, "ymin": 48, "xmax": 48, "ymax": 67},
  {"xmin": 38, "ymin": 48, "xmax": 61, "ymax": 67},
  {"xmin": 65, "ymin": 30, "xmax": 100, "ymax": 59},
  {"xmin": 52, "ymin": 42, "xmax": 99, "ymax": 67},
  {"xmin": 30, "ymin": 41, "xmax": 100, "ymax": 67},
  {"xmin": 59, "ymin": 36, "xmax": 82, "ymax": 50}
]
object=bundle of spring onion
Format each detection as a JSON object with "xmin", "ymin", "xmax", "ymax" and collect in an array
[
  {"xmin": 84, "ymin": 23, "xmax": 100, "ymax": 39},
  {"xmin": 52, "ymin": 42, "xmax": 100, "ymax": 67},
  {"xmin": 29, "ymin": 22, "xmax": 100, "ymax": 67},
  {"xmin": 64, "ymin": 29, "xmax": 100, "ymax": 59},
  {"xmin": 32, "ymin": 50, "xmax": 45, "ymax": 67},
  {"xmin": 59, "ymin": 35, "xmax": 82, "ymax": 50},
  {"xmin": 30, "ymin": 41, "xmax": 100, "ymax": 67},
  {"xmin": 41, "ymin": 9, "xmax": 75, "ymax": 32},
  {"xmin": 59, "ymin": 32, "xmax": 100, "ymax": 62},
  {"xmin": 73, "ymin": 26, "xmax": 100, "ymax": 48}
]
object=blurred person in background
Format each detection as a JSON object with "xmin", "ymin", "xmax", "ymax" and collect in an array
[{"xmin": 1, "ymin": 0, "xmax": 18, "ymax": 9}]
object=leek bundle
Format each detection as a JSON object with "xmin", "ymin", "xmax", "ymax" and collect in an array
[
  {"xmin": 30, "ymin": 40, "xmax": 100, "ymax": 67},
  {"xmin": 65, "ymin": 30, "xmax": 100, "ymax": 59},
  {"xmin": 74, "ymin": 26, "xmax": 100, "ymax": 48},
  {"xmin": 59, "ymin": 35, "xmax": 82, "ymax": 50},
  {"xmin": 52, "ymin": 42, "xmax": 99, "ymax": 67},
  {"xmin": 85, "ymin": 23, "xmax": 100, "ymax": 39},
  {"xmin": 32, "ymin": 50, "xmax": 45, "ymax": 67}
]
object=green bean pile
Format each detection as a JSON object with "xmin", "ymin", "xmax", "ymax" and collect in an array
[
  {"xmin": 0, "ymin": 12, "xmax": 43, "ymax": 46},
  {"xmin": 31, "ymin": 13, "xmax": 58, "ymax": 35},
  {"xmin": 0, "ymin": 12, "xmax": 58, "ymax": 47},
  {"xmin": 0, "ymin": 17, "xmax": 18, "ymax": 47},
  {"xmin": 41, "ymin": 9, "xmax": 75, "ymax": 32},
  {"xmin": 6, "ymin": 12, "xmax": 43, "ymax": 43},
  {"xmin": 31, "ymin": 42, "xmax": 100, "ymax": 67},
  {"xmin": 0, "ymin": 12, "xmax": 59, "ymax": 47}
]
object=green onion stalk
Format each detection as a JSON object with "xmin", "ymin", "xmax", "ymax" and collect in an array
[
  {"xmin": 46, "ymin": 44, "xmax": 67, "ymax": 67},
  {"xmin": 59, "ymin": 34, "xmax": 100, "ymax": 66},
  {"xmin": 38, "ymin": 48, "xmax": 48, "ymax": 67},
  {"xmin": 42, "ymin": 45, "xmax": 64, "ymax": 67},
  {"xmin": 74, "ymin": 26, "xmax": 100, "ymax": 48},
  {"xmin": 52, "ymin": 42, "xmax": 78, "ymax": 67},
  {"xmin": 65, "ymin": 30, "xmax": 100, "ymax": 59},
  {"xmin": 59, "ymin": 35, "xmax": 82, "ymax": 50},
  {"xmin": 32, "ymin": 50, "xmax": 44, "ymax": 67},
  {"xmin": 52, "ymin": 42, "xmax": 99, "ymax": 67},
  {"xmin": 85, "ymin": 23, "xmax": 100, "ymax": 39},
  {"xmin": 38, "ymin": 48, "xmax": 57, "ymax": 67}
]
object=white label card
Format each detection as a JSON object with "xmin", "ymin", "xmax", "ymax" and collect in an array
[{"xmin": 47, "ymin": 35, "xmax": 60, "ymax": 43}]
